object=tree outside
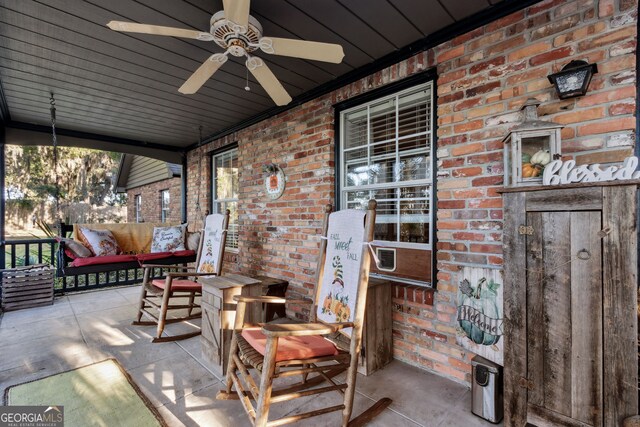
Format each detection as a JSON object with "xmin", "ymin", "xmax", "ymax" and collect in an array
[{"xmin": 5, "ymin": 145, "xmax": 127, "ymax": 239}]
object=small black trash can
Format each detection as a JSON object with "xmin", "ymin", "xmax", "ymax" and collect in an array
[{"xmin": 471, "ymin": 355, "xmax": 503, "ymax": 423}]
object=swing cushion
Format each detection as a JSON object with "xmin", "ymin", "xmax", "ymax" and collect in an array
[
  {"xmin": 241, "ymin": 328, "xmax": 339, "ymax": 362},
  {"xmin": 70, "ymin": 254, "xmax": 137, "ymax": 268},
  {"xmin": 136, "ymin": 250, "xmax": 196, "ymax": 263},
  {"xmin": 80, "ymin": 228, "xmax": 121, "ymax": 256}
]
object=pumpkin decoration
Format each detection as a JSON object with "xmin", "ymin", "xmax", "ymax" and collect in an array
[
  {"xmin": 521, "ymin": 162, "xmax": 542, "ymax": 178},
  {"xmin": 323, "ymin": 294, "xmax": 332, "ymax": 311},
  {"xmin": 521, "ymin": 150, "xmax": 551, "ymax": 179},
  {"xmin": 530, "ymin": 149, "xmax": 551, "ymax": 166},
  {"xmin": 320, "ymin": 255, "xmax": 353, "ymax": 322},
  {"xmin": 458, "ymin": 277, "xmax": 502, "ymax": 346}
]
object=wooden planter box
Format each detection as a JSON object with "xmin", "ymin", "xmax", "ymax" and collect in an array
[{"xmin": 1, "ymin": 264, "xmax": 55, "ymax": 312}]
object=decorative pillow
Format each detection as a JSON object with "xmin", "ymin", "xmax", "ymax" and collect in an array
[
  {"xmin": 56, "ymin": 237, "xmax": 92, "ymax": 259},
  {"xmin": 151, "ymin": 225, "xmax": 186, "ymax": 253},
  {"xmin": 79, "ymin": 228, "xmax": 121, "ymax": 257},
  {"xmin": 186, "ymin": 231, "xmax": 201, "ymax": 251}
]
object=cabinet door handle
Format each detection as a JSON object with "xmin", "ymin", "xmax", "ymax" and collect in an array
[{"xmin": 577, "ymin": 249, "xmax": 591, "ymax": 260}]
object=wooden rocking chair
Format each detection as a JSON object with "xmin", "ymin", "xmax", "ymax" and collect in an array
[
  {"xmin": 217, "ymin": 200, "xmax": 391, "ymax": 426},
  {"xmin": 133, "ymin": 211, "xmax": 229, "ymax": 343}
]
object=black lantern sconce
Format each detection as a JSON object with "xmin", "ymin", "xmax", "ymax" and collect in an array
[{"xmin": 547, "ymin": 60, "xmax": 598, "ymax": 99}]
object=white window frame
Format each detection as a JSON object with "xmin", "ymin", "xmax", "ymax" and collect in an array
[
  {"xmin": 134, "ymin": 194, "xmax": 142, "ymax": 223},
  {"xmin": 211, "ymin": 148, "xmax": 239, "ymax": 251},
  {"xmin": 339, "ymin": 81, "xmax": 434, "ymax": 250},
  {"xmin": 160, "ymin": 189, "xmax": 170, "ymax": 223}
]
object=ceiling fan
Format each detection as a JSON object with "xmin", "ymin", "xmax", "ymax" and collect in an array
[{"xmin": 107, "ymin": 0, "xmax": 345, "ymax": 106}]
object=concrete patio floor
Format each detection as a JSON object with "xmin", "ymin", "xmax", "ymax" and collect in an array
[{"xmin": 0, "ymin": 286, "xmax": 501, "ymax": 426}]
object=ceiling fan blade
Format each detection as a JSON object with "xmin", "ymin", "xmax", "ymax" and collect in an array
[
  {"xmin": 222, "ymin": 0, "xmax": 250, "ymax": 32},
  {"xmin": 259, "ymin": 37, "xmax": 345, "ymax": 64},
  {"xmin": 246, "ymin": 57, "xmax": 292, "ymax": 106},
  {"xmin": 107, "ymin": 21, "xmax": 214, "ymax": 41},
  {"xmin": 179, "ymin": 54, "xmax": 228, "ymax": 94}
]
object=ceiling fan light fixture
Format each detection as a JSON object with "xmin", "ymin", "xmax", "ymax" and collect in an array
[
  {"xmin": 106, "ymin": 0, "xmax": 343, "ymax": 105},
  {"xmin": 259, "ymin": 38, "xmax": 275, "ymax": 54},
  {"xmin": 195, "ymin": 32, "xmax": 215, "ymax": 41},
  {"xmin": 210, "ymin": 11, "xmax": 262, "ymax": 53}
]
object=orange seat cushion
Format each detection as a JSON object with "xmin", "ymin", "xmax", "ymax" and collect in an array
[
  {"xmin": 151, "ymin": 278, "xmax": 201, "ymax": 292},
  {"xmin": 242, "ymin": 328, "xmax": 339, "ymax": 362}
]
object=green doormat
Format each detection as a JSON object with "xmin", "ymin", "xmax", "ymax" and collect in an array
[{"xmin": 4, "ymin": 359, "xmax": 167, "ymax": 427}]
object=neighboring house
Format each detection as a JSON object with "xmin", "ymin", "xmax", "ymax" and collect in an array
[{"xmin": 115, "ymin": 154, "xmax": 182, "ymax": 224}]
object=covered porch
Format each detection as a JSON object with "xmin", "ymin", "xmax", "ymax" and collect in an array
[
  {"xmin": 0, "ymin": 286, "xmax": 493, "ymax": 427},
  {"xmin": 1, "ymin": 0, "xmax": 639, "ymax": 425}
]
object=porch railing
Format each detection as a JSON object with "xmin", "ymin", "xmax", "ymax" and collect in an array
[
  {"xmin": 4, "ymin": 238, "xmax": 56, "ymax": 268},
  {"xmin": 3, "ymin": 239, "xmax": 158, "ymax": 294}
]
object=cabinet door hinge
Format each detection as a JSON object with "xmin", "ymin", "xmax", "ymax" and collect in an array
[
  {"xmin": 518, "ymin": 225, "xmax": 534, "ymax": 235},
  {"xmin": 518, "ymin": 377, "xmax": 534, "ymax": 390}
]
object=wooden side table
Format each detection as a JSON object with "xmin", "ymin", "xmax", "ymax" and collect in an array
[
  {"xmin": 200, "ymin": 274, "xmax": 261, "ymax": 375},
  {"xmin": 360, "ymin": 278, "xmax": 393, "ymax": 375},
  {"xmin": 200, "ymin": 274, "xmax": 288, "ymax": 375}
]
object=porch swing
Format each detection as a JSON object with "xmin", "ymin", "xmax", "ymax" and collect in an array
[{"xmin": 49, "ymin": 95, "xmax": 197, "ymax": 287}]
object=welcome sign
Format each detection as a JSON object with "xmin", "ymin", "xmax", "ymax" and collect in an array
[
  {"xmin": 456, "ymin": 267, "xmax": 504, "ymax": 366},
  {"xmin": 317, "ymin": 210, "xmax": 366, "ymax": 337}
]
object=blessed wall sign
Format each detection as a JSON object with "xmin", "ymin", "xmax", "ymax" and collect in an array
[{"xmin": 542, "ymin": 156, "xmax": 640, "ymax": 186}]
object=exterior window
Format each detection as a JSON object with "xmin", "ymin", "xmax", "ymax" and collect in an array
[
  {"xmin": 339, "ymin": 82, "xmax": 434, "ymax": 248},
  {"xmin": 212, "ymin": 148, "xmax": 239, "ymax": 250},
  {"xmin": 134, "ymin": 194, "xmax": 142, "ymax": 223},
  {"xmin": 160, "ymin": 190, "xmax": 170, "ymax": 222}
]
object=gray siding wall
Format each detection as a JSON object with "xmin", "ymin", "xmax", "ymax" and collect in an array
[{"xmin": 126, "ymin": 156, "xmax": 171, "ymax": 189}]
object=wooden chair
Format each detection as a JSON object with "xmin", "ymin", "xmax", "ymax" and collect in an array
[
  {"xmin": 217, "ymin": 200, "xmax": 391, "ymax": 426},
  {"xmin": 133, "ymin": 211, "xmax": 229, "ymax": 343}
]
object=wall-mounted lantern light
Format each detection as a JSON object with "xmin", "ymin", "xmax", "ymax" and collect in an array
[{"xmin": 547, "ymin": 60, "xmax": 598, "ymax": 99}]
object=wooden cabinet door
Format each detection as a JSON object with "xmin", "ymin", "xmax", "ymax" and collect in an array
[
  {"xmin": 525, "ymin": 211, "xmax": 603, "ymax": 427},
  {"xmin": 201, "ymin": 290, "xmax": 223, "ymax": 365},
  {"xmin": 504, "ymin": 185, "xmax": 638, "ymax": 427}
]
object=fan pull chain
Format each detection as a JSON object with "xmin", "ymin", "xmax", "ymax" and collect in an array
[{"xmin": 244, "ymin": 67, "xmax": 250, "ymax": 91}]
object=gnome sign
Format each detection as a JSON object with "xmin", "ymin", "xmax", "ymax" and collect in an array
[{"xmin": 316, "ymin": 210, "xmax": 366, "ymax": 337}]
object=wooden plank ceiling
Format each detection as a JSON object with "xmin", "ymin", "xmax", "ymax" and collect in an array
[{"xmin": 0, "ymin": 0, "xmax": 507, "ymax": 150}]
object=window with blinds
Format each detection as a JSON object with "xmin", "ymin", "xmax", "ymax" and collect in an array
[
  {"xmin": 211, "ymin": 148, "xmax": 239, "ymax": 250},
  {"xmin": 339, "ymin": 82, "xmax": 434, "ymax": 248}
]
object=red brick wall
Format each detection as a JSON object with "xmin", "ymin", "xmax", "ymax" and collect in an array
[
  {"xmin": 126, "ymin": 177, "xmax": 182, "ymax": 224},
  {"xmin": 432, "ymin": 0, "xmax": 636, "ymax": 382},
  {"xmin": 186, "ymin": 0, "xmax": 637, "ymax": 384}
]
